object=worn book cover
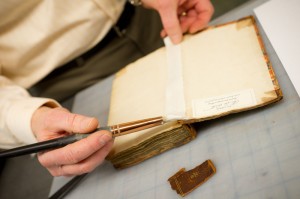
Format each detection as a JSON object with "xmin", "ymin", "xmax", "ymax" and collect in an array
[{"xmin": 106, "ymin": 16, "xmax": 282, "ymax": 169}]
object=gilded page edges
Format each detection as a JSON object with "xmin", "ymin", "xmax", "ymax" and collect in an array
[{"xmin": 250, "ymin": 16, "xmax": 283, "ymax": 100}]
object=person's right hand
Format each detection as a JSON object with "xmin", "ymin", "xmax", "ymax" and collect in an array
[
  {"xmin": 142, "ymin": 0, "xmax": 214, "ymax": 44},
  {"xmin": 31, "ymin": 106, "xmax": 113, "ymax": 176}
]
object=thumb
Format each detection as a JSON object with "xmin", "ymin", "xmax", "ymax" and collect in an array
[
  {"xmin": 157, "ymin": 3, "xmax": 182, "ymax": 44},
  {"xmin": 33, "ymin": 107, "xmax": 99, "ymax": 135},
  {"xmin": 49, "ymin": 108, "xmax": 99, "ymax": 133}
]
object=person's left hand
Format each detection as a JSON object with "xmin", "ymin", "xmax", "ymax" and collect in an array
[{"xmin": 142, "ymin": 0, "xmax": 214, "ymax": 44}]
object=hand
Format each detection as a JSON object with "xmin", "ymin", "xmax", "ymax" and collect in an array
[
  {"xmin": 31, "ymin": 106, "xmax": 113, "ymax": 176},
  {"xmin": 142, "ymin": 0, "xmax": 214, "ymax": 44}
]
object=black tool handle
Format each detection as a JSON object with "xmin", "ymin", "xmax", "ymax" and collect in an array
[
  {"xmin": 0, "ymin": 127, "xmax": 111, "ymax": 159},
  {"xmin": 0, "ymin": 134, "xmax": 88, "ymax": 158}
]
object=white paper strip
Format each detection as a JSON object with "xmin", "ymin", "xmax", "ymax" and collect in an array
[{"xmin": 164, "ymin": 37, "xmax": 186, "ymax": 120}]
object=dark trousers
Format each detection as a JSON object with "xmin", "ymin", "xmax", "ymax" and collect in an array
[{"xmin": 29, "ymin": 4, "xmax": 163, "ymax": 102}]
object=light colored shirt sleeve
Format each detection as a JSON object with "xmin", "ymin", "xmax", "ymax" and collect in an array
[
  {"xmin": 0, "ymin": 76, "xmax": 60, "ymax": 149},
  {"xmin": 0, "ymin": 0, "xmax": 126, "ymax": 149}
]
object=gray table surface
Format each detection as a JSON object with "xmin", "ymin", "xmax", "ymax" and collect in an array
[{"xmin": 50, "ymin": 0, "xmax": 300, "ymax": 198}]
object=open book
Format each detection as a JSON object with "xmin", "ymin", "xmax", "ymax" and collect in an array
[{"xmin": 106, "ymin": 16, "xmax": 282, "ymax": 169}]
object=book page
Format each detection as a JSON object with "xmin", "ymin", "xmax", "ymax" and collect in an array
[
  {"xmin": 108, "ymin": 48, "xmax": 167, "ymax": 125},
  {"xmin": 181, "ymin": 18, "xmax": 279, "ymax": 119},
  {"xmin": 108, "ymin": 47, "xmax": 179, "ymax": 153}
]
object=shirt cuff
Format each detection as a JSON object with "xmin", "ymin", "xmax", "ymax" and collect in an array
[{"xmin": 6, "ymin": 97, "xmax": 60, "ymax": 145}]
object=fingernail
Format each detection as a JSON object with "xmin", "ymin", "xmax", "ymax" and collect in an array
[
  {"xmin": 99, "ymin": 133, "xmax": 112, "ymax": 145},
  {"xmin": 171, "ymin": 34, "xmax": 182, "ymax": 44}
]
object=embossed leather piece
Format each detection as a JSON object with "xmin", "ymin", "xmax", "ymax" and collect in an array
[{"xmin": 168, "ymin": 160, "xmax": 216, "ymax": 197}]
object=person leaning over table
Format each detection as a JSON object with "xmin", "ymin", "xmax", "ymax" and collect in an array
[{"xmin": 0, "ymin": 0, "xmax": 213, "ymax": 176}]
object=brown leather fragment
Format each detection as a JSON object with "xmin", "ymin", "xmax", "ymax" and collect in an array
[{"xmin": 168, "ymin": 160, "xmax": 216, "ymax": 197}]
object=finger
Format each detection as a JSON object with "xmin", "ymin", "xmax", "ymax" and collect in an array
[
  {"xmin": 179, "ymin": 12, "xmax": 196, "ymax": 33},
  {"xmin": 189, "ymin": 1, "xmax": 214, "ymax": 33},
  {"xmin": 38, "ymin": 130, "xmax": 112, "ymax": 167},
  {"xmin": 160, "ymin": 29, "xmax": 167, "ymax": 38},
  {"xmin": 157, "ymin": 2, "xmax": 182, "ymax": 44},
  {"xmin": 44, "ymin": 108, "xmax": 99, "ymax": 133},
  {"xmin": 49, "ymin": 140, "xmax": 114, "ymax": 176}
]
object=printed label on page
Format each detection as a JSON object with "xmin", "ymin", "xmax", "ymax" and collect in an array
[{"xmin": 192, "ymin": 89, "xmax": 257, "ymax": 118}]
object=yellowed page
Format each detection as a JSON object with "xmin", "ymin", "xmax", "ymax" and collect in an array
[
  {"xmin": 181, "ymin": 18, "xmax": 278, "ymax": 118},
  {"xmin": 109, "ymin": 49, "xmax": 167, "ymax": 124},
  {"xmin": 108, "ymin": 48, "xmax": 174, "ymax": 153}
]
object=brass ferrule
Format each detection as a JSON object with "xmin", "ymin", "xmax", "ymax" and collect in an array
[{"xmin": 110, "ymin": 116, "xmax": 164, "ymax": 137}]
